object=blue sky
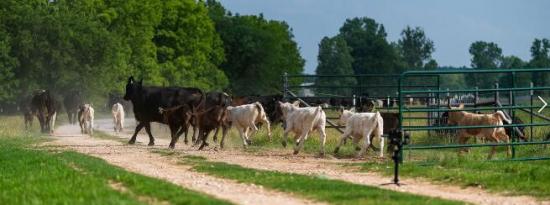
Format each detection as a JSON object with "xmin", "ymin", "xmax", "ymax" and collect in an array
[{"xmin": 217, "ymin": 0, "xmax": 550, "ymax": 74}]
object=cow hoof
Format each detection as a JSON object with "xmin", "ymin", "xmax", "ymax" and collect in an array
[
  {"xmin": 293, "ymin": 150, "xmax": 299, "ymax": 155},
  {"xmin": 333, "ymin": 147, "xmax": 340, "ymax": 154},
  {"xmin": 318, "ymin": 152, "xmax": 325, "ymax": 158},
  {"xmin": 184, "ymin": 140, "xmax": 188, "ymax": 145},
  {"xmin": 148, "ymin": 142, "xmax": 155, "ymax": 146},
  {"xmin": 128, "ymin": 140, "xmax": 136, "ymax": 145},
  {"xmin": 281, "ymin": 141, "xmax": 287, "ymax": 148},
  {"xmin": 169, "ymin": 144, "xmax": 175, "ymax": 149},
  {"xmin": 246, "ymin": 139, "xmax": 252, "ymax": 145},
  {"xmin": 355, "ymin": 146, "xmax": 361, "ymax": 151}
]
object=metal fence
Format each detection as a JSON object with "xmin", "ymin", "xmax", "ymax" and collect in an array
[{"xmin": 398, "ymin": 68, "xmax": 550, "ymax": 161}]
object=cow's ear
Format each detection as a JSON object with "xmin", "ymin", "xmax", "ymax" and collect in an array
[
  {"xmin": 128, "ymin": 76, "xmax": 134, "ymax": 84},
  {"xmin": 292, "ymin": 101, "xmax": 300, "ymax": 107}
]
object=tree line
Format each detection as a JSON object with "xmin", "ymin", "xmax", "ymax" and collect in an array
[
  {"xmin": 0, "ymin": 0, "xmax": 304, "ymax": 108},
  {"xmin": 315, "ymin": 17, "xmax": 550, "ymax": 96}
]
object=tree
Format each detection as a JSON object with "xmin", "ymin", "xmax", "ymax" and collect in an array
[
  {"xmin": 154, "ymin": 0, "xmax": 227, "ymax": 89},
  {"xmin": 205, "ymin": 1, "xmax": 304, "ymax": 95},
  {"xmin": 397, "ymin": 26, "xmax": 435, "ymax": 69},
  {"xmin": 528, "ymin": 38, "xmax": 550, "ymax": 89},
  {"xmin": 338, "ymin": 17, "xmax": 402, "ymax": 75},
  {"xmin": 424, "ymin": 59, "xmax": 438, "ymax": 70},
  {"xmin": 315, "ymin": 36, "xmax": 356, "ymax": 96},
  {"xmin": 0, "ymin": 29, "xmax": 18, "ymax": 101},
  {"xmin": 499, "ymin": 55, "xmax": 528, "ymax": 87},
  {"xmin": 467, "ymin": 41, "xmax": 503, "ymax": 88}
]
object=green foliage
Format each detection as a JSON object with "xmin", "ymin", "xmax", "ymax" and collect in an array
[
  {"xmin": 206, "ymin": 0, "xmax": 304, "ymax": 95},
  {"xmin": 0, "ymin": 29, "xmax": 18, "ymax": 101},
  {"xmin": 315, "ymin": 36, "xmax": 356, "ymax": 96},
  {"xmin": 467, "ymin": 41, "xmax": 503, "ymax": 88},
  {"xmin": 0, "ymin": 0, "xmax": 228, "ymax": 106},
  {"xmin": 338, "ymin": 17, "xmax": 402, "ymax": 75},
  {"xmin": 528, "ymin": 38, "xmax": 550, "ymax": 90},
  {"xmin": 184, "ymin": 156, "xmax": 462, "ymax": 205},
  {"xmin": 398, "ymin": 26, "xmax": 435, "ymax": 69}
]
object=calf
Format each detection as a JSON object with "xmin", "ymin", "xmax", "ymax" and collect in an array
[
  {"xmin": 334, "ymin": 108, "xmax": 384, "ymax": 157},
  {"xmin": 64, "ymin": 91, "xmax": 83, "ymax": 125},
  {"xmin": 31, "ymin": 90, "xmax": 59, "ymax": 134},
  {"xmin": 195, "ymin": 92, "xmax": 232, "ymax": 150},
  {"xmin": 78, "ymin": 104, "xmax": 95, "ymax": 135},
  {"xmin": 111, "ymin": 103, "xmax": 125, "ymax": 133},
  {"xmin": 226, "ymin": 102, "xmax": 272, "ymax": 147},
  {"xmin": 278, "ymin": 101, "xmax": 327, "ymax": 156},
  {"xmin": 19, "ymin": 95, "xmax": 34, "ymax": 130},
  {"xmin": 447, "ymin": 104, "xmax": 511, "ymax": 159},
  {"xmin": 158, "ymin": 104, "xmax": 195, "ymax": 147}
]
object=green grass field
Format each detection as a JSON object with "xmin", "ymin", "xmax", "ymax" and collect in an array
[{"xmin": 0, "ymin": 116, "xmax": 231, "ymax": 205}]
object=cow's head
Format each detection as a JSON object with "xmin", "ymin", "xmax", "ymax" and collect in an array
[
  {"xmin": 338, "ymin": 107, "xmax": 355, "ymax": 125},
  {"xmin": 123, "ymin": 76, "xmax": 142, "ymax": 101},
  {"xmin": 446, "ymin": 103, "xmax": 464, "ymax": 125}
]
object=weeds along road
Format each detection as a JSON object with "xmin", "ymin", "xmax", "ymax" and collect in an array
[{"xmin": 47, "ymin": 118, "xmax": 549, "ymax": 205}]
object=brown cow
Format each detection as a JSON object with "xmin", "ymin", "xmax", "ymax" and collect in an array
[{"xmin": 447, "ymin": 103, "xmax": 511, "ymax": 159}]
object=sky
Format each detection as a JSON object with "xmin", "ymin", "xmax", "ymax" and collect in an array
[{"xmin": 217, "ymin": 0, "xmax": 550, "ymax": 74}]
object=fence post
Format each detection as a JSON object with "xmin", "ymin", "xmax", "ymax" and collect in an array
[
  {"xmin": 494, "ymin": 83, "xmax": 500, "ymax": 112},
  {"xmin": 530, "ymin": 82, "xmax": 534, "ymax": 141}
]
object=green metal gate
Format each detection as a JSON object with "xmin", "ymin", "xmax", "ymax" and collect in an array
[{"xmin": 398, "ymin": 68, "xmax": 550, "ymax": 161}]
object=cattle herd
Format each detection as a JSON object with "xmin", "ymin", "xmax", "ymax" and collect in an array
[{"xmin": 18, "ymin": 76, "xmax": 520, "ymax": 159}]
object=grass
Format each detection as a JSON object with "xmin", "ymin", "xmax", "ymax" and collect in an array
[
  {"xmin": 0, "ymin": 116, "xmax": 231, "ymax": 205},
  {"xmin": 181, "ymin": 156, "xmax": 464, "ymax": 205},
  {"xmin": 360, "ymin": 154, "xmax": 550, "ymax": 199}
]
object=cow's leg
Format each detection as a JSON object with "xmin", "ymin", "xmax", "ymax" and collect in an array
[
  {"xmin": 318, "ymin": 127, "xmax": 327, "ymax": 156},
  {"xmin": 220, "ymin": 124, "xmax": 230, "ymax": 149},
  {"xmin": 212, "ymin": 127, "xmax": 220, "ymax": 143},
  {"xmin": 144, "ymin": 123, "xmax": 155, "ymax": 146},
  {"xmin": 263, "ymin": 118, "xmax": 272, "ymax": 141},
  {"xmin": 237, "ymin": 127, "xmax": 247, "ymax": 147},
  {"xmin": 353, "ymin": 135, "xmax": 362, "ymax": 151},
  {"xmin": 168, "ymin": 124, "xmax": 177, "ymax": 149},
  {"xmin": 182, "ymin": 123, "xmax": 190, "ymax": 145},
  {"xmin": 244, "ymin": 127, "xmax": 252, "ymax": 145},
  {"xmin": 50, "ymin": 112, "xmax": 57, "ymax": 134},
  {"xmin": 334, "ymin": 131, "xmax": 351, "ymax": 154},
  {"xmin": 457, "ymin": 132, "xmax": 470, "ymax": 155},
  {"xmin": 198, "ymin": 131, "xmax": 211, "ymax": 150},
  {"xmin": 293, "ymin": 132, "xmax": 309, "ymax": 155},
  {"xmin": 378, "ymin": 134, "xmax": 385, "ymax": 158},
  {"xmin": 128, "ymin": 122, "xmax": 146, "ymax": 144},
  {"xmin": 357, "ymin": 129, "xmax": 374, "ymax": 158},
  {"xmin": 281, "ymin": 124, "xmax": 293, "ymax": 148}
]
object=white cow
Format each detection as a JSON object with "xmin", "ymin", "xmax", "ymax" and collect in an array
[
  {"xmin": 278, "ymin": 101, "xmax": 327, "ymax": 156},
  {"xmin": 111, "ymin": 103, "xmax": 125, "ymax": 133},
  {"xmin": 78, "ymin": 104, "xmax": 94, "ymax": 135},
  {"xmin": 334, "ymin": 108, "xmax": 384, "ymax": 158},
  {"xmin": 226, "ymin": 102, "xmax": 272, "ymax": 147}
]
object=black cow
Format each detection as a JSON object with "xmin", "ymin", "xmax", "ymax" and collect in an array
[
  {"xmin": 31, "ymin": 90, "xmax": 59, "ymax": 133},
  {"xmin": 19, "ymin": 95, "xmax": 34, "ymax": 130},
  {"xmin": 504, "ymin": 116, "xmax": 527, "ymax": 141},
  {"xmin": 63, "ymin": 91, "xmax": 83, "ymax": 125},
  {"xmin": 123, "ymin": 76, "xmax": 204, "ymax": 148},
  {"xmin": 195, "ymin": 91, "xmax": 232, "ymax": 150}
]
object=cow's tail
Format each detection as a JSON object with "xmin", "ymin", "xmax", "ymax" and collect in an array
[
  {"xmin": 373, "ymin": 111, "xmax": 383, "ymax": 137},
  {"xmin": 495, "ymin": 111, "xmax": 511, "ymax": 124},
  {"xmin": 254, "ymin": 102, "xmax": 267, "ymax": 119},
  {"xmin": 306, "ymin": 106, "xmax": 322, "ymax": 131}
]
